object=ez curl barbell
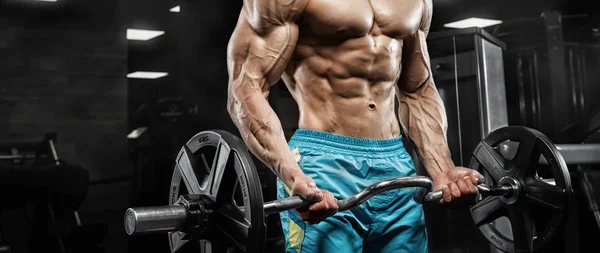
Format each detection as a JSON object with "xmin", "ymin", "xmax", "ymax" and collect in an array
[{"xmin": 124, "ymin": 126, "xmax": 572, "ymax": 253}]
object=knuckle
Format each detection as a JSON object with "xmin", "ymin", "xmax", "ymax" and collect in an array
[
  {"xmin": 443, "ymin": 190, "xmax": 450, "ymax": 197},
  {"xmin": 451, "ymin": 189, "xmax": 460, "ymax": 197}
]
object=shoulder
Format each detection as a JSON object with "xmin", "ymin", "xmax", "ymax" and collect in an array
[{"xmin": 243, "ymin": 0, "xmax": 310, "ymax": 33}]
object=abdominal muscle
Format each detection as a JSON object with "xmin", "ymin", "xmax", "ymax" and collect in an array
[{"xmin": 282, "ymin": 34, "xmax": 404, "ymax": 140}]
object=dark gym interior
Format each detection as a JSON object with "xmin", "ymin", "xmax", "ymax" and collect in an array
[{"xmin": 1, "ymin": 0, "xmax": 599, "ymax": 253}]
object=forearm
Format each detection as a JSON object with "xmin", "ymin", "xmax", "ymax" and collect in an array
[
  {"xmin": 398, "ymin": 83, "xmax": 454, "ymax": 177},
  {"xmin": 228, "ymin": 70, "xmax": 303, "ymax": 188}
]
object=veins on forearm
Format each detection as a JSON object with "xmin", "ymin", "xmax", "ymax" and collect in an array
[
  {"xmin": 399, "ymin": 83, "xmax": 453, "ymax": 175},
  {"xmin": 230, "ymin": 71, "xmax": 292, "ymax": 177}
]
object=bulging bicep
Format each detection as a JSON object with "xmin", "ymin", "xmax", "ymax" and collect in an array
[
  {"xmin": 397, "ymin": 0, "xmax": 433, "ymax": 94},
  {"xmin": 398, "ymin": 30, "xmax": 432, "ymax": 94}
]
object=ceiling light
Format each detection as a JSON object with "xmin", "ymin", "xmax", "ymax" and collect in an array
[
  {"xmin": 126, "ymin": 29, "xmax": 165, "ymax": 41},
  {"xmin": 444, "ymin": 18, "xmax": 503, "ymax": 29},
  {"xmin": 127, "ymin": 127, "xmax": 148, "ymax": 139},
  {"xmin": 36, "ymin": 0, "xmax": 58, "ymax": 2},
  {"xmin": 127, "ymin": 71, "xmax": 169, "ymax": 79},
  {"xmin": 170, "ymin": 6, "xmax": 180, "ymax": 12}
]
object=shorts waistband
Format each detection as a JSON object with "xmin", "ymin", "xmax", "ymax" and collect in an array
[{"xmin": 289, "ymin": 129, "xmax": 406, "ymax": 158}]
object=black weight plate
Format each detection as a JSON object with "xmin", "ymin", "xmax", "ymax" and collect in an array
[
  {"xmin": 168, "ymin": 130, "xmax": 265, "ymax": 253},
  {"xmin": 469, "ymin": 126, "xmax": 572, "ymax": 253}
]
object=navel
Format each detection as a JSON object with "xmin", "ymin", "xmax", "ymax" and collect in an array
[{"xmin": 368, "ymin": 100, "xmax": 377, "ymax": 111}]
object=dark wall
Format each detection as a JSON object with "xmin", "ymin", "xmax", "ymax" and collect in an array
[
  {"xmin": 0, "ymin": 0, "xmax": 128, "ymax": 182},
  {"xmin": 126, "ymin": 0, "xmax": 244, "ymax": 135},
  {"xmin": 0, "ymin": 1, "xmax": 129, "ymax": 252}
]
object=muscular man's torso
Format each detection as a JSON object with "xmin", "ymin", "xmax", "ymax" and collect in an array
[{"xmin": 281, "ymin": 0, "xmax": 426, "ymax": 140}]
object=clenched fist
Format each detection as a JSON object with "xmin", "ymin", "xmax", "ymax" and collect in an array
[
  {"xmin": 433, "ymin": 167, "xmax": 484, "ymax": 204},
  {"xmin": 290, "ymin": 175, "xmax": 338, "ymax": 224}
]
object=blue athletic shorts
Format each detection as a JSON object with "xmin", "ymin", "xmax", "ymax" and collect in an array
[{"xmin": 277, "ymin": 129, "xmax": 428, "ymax": 253}]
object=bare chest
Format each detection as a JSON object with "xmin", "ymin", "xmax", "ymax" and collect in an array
[{"xmin": 301, "ymin": 0, "xmax": 424, "ymax": 40}]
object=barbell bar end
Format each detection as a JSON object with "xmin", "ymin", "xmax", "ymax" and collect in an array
[
  {"xmin": 124, "ymin": 205, "xmax": 188, "ymax": 236},
  {"xmin": 124, "ymin": 208, "xmax": 136, "ymax": 235}
]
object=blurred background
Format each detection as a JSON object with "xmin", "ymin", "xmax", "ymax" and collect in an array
[{"xmin": 0, "ymin": 0, "xmax": 599, "ymax": 253}]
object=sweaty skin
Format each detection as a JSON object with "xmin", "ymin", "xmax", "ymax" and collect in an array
[{"xmin": 227, "ymin": 0, "xmax": 482, "ymax": 223}]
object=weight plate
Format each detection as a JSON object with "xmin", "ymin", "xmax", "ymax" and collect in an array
[
  {"xmin": 469, "ymin": 126, "xmax": 572, "ymax": 253},
  {"xmin": 168, "ymin": 130, "xmax": 265, "ymax": 253}
]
